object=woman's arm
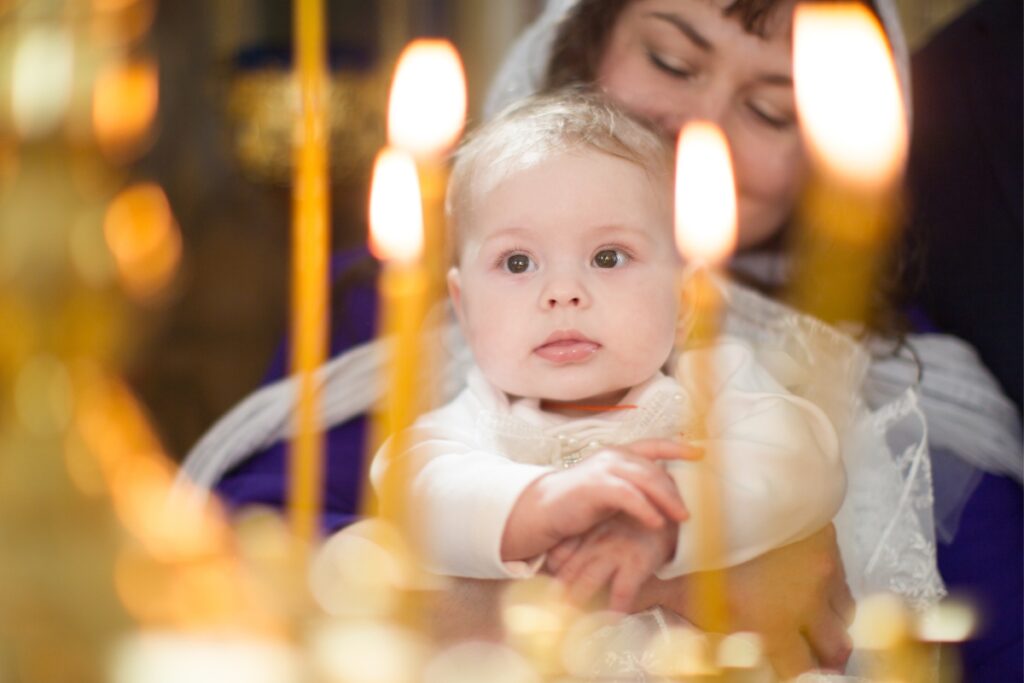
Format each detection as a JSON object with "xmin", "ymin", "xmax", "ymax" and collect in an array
[
  {"xmin": 430, "ymin": 525, "xmax": 852, "ymax": 678},
  {"xmin": 636, "ymin": 525, "xmax": 854, "ymax": 678}
]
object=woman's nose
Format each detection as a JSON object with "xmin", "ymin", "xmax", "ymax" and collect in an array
[{"xmin": 659, "ymin": 88, "xmax": 730, "ymax": 136}]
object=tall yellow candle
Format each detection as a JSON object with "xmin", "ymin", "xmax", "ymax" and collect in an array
[
  {"xmin": 366, "ymin": 40, "xmax": 466, "ymax": 523},
  {"xmin": 367, "ymin": 147, "xmax": 427, "ymax": 529},
  {"xmin": 387, "ymin": 39, "xmax": 467, "ymax": 342},
  {"xmin": 790, "ymin": 2, "xmax": 908, "ymax": 327},
  {"xmin": 674, "ymin": 120, "xmax": 739, "ymax": 634},
  {"xmin": 288, "ymin": 0, "xmax": 329, "ymax": 546}
]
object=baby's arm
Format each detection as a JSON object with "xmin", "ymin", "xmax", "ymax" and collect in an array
[
  {"xmin": 371, "ymin": 394, "xmax": 696, "ymax": 579},
  {"xmin": 658, "ymin": 340, "xmax": 845, "ymax": 578},
  {"xmin": 501, "ymin": 439, "xmax": 697, "ymax": 562}
]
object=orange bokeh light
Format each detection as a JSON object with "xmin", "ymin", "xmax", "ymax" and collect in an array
[
  {"xmin": 387, "ymin": 39, "xmax": 467, "ymax": 159},
  {"xmin": 368, "ymin": 147, "xmax": 423, "ymax": 264},
  {"xmin": 674, "ymin": 121, "xmax": 738, "ymax": 265},
  {"xmin": 103, "ymin": 182, "xmax": 180, "ymax": 300},
  {"xmin": 93, "ymin": 59, "xmax": 159, "ymax": 158}
]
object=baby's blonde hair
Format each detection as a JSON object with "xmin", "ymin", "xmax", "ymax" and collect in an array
[{"xmin": 446, "ymin": 87, "xmax": 674, "ymax": 261}]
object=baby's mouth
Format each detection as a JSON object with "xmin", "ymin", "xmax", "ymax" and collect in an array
[{"xmin": 534, "ymin": 331, "xmax": 600, "ymax": 364}]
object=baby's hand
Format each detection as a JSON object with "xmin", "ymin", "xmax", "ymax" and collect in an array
[
  {"xmin": 501, "ymin": 439, "xmax": 699, "ymax": 563},
  {"xmin": 548, "ymin": 514, "xmax": 678, "ymax": 612}
]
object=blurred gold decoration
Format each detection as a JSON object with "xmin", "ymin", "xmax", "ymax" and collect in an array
[
  {"xmin": 227, "ymin": 69, "xmax": 386, "ymax": 185},
  {"xmin": 0, "ymin": 2, "xmax": 287, "ymax": 681}
]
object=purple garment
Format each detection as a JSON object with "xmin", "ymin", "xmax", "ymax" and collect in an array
[
  {"xmin": 215, "ymin": 247, "xmax": 379, "ymax": 534},
  {"xmin": 937, "ymin": 472, "xmax": 1023, "ymax": 682}
]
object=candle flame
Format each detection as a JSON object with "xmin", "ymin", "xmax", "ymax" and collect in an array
[
  {"xmin": 793, "ymin": 3, "xmax": 908, "ymax": 188},
  {"xmin": 674, "ymin": 122, "xmax": 738, "ymax": 265},
  {"xmin": 369, "ymin": 147, "xmax": 424, "ymax": 264},
  {"xmin": 387, "ymin": 39, "xmax": 467, "ymax": 159}
]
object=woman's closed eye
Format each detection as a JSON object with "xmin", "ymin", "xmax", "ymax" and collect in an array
[
  {"xmin": 747, "ymin": 99, "xmax": 795, "ymax": 131},
  {"xmin": 646, "ymin": 49, "xmax": 696, "ymax": 80},
  {"xmin": 592, "ymin": 248, "xmax": 631, "ymax": 269}
]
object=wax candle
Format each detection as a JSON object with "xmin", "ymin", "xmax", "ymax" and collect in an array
[
  {"xmin": 387, "ymin": 39, "xmax": 466, "ymax": 307},
  {"xmin": 367, "ymin": 147, "xmax": 426, "ymax": 530},
  {"xmin": 674, "ymin": 121, "xmax": 738, "ymax": 634},
  {"xmin": 790, "ymin": 2, "xmax": 908, "ymax": 327},
  {"xmin": 288, "ymin": 0, "xmax": 329, "ymax": 547}
]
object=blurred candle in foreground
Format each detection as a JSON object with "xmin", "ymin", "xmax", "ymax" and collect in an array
[
  {"xmin": 367, "ymin": 146, "xmax": 426, "ymax": 529},
  {"xmin": 675, "ymin": 122, "xmax": 738, "ymax": 267},
  {"xmin": 387, "ymin": 39, "xmax": 466, "ymax": 304},
  {"xmin": 790, "ymin": 2, "xmax": 908, "ymax": 325},
  {"xmin": 288, "ymin": 0, "xmax": 329, "ymax": 547},
  {"xmin": 674, "ymin": 121, "xmax": 737, "ymax": 634}
]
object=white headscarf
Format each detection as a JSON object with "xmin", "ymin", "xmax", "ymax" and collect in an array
[{"xmin": 484, "ymin": 0, "xmax": 913, "ymax": 126}]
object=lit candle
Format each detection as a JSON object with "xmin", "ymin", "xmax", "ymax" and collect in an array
[
  {"xmin": 288, "ymin": 0, "xmax": 329, "ymax": 547},
  {"xmin": 366, "ymin": 40, "xmax": 465, "ymax": 522},
  {"xmin": 367, "ymin": 147, "xmax": 426, "ymax": 529},
  {"xmin": 387, "ymin": 39, "xmax": 466, "ymax": 309},
  {"xmin": 790, "ymin": 2, "xmax": 908, "ymax": 326},
  {"xmin": 674, "ymin": 121, "xmax": 738, "ymax": 634}
]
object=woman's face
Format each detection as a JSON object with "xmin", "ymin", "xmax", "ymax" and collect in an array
[{"xmin": 596, "ymin": 0, "xmax": 805, "ymax": 249}]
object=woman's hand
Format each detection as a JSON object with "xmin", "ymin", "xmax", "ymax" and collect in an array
[{"xmin": 636, "ymin": 525, "xmax": 854, "ymax": 678}]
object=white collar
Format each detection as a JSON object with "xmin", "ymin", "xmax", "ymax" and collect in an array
[{"xmin": 465, "ymin": 368, "xmax": 687, "ymax": 467}]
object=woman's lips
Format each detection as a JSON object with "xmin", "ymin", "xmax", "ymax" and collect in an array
[{"xmin": 534, "ymin": 332, "xmax": 600, "ymax": 363}]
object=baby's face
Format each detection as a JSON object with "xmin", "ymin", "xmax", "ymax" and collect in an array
[{"xmin": 449, "ymin": 150, "xmax": 679, "ymax": 404}]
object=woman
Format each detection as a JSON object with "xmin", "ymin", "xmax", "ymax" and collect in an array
[{"xmin": 179, "ymin": 0, "xmax": 1022, "ymax": 677}]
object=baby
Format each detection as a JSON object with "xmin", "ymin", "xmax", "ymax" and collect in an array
[{"xmin": 371, "ymin": 89, "xmax": 844, "ymax": 612}]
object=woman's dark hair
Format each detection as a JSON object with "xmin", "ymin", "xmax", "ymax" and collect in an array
[{"xmin": 545, "ymin": 0, "xmax": 797, "ymax": 90}]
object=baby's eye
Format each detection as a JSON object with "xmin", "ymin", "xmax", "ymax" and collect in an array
[
  {"xmin": 592, "ymin": 248, "xmax": 629, "ymax": 269},
  {"xmin": 504, "ymin": 253, "xmax": 535, "ymax": 274}
]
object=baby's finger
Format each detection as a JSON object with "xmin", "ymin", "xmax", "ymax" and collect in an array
[
  {"xmin": 626, "ymin": 438, "xmax": 704, "ymax": 462},
  {"xmin": 545, "ymin": 537, "xmax": 582, "ymax": 574},
  {"xmin": 595, "ymin": 478, "xmax": 666, "ymax": 529},
  {"xmin": 608, "ymin": 458, "xmax": 688, "ymax": 522},
  {"xmin": 564, "ymin": 556, "xmax": 615, "ymax": 607},
  {"xmin": 608, "ymin": 565, "xmax": 645, "ymax": 613},
  {"xmin": 806, "ymin": 608, "xmax": 853, "ymax": 673}
]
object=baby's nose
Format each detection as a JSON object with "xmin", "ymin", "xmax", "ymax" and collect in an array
[
  {"xmin": 542, "ymin": 277, "xmax": 588, "ymax": 309},
  {"xmin": 546, "ymin": 292, "xmax": 581, "ymax": 308}
]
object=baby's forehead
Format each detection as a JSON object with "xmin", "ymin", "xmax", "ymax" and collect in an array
[
  {"xmin": 464, "ymin": 154, "xmax": 671, "ymax": 240},
  {"xmin": 476, "ymin": 148, "xmax": 669, "ymax": 207}
]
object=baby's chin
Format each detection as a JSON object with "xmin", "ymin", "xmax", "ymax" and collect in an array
[{"xmin": 494, "ymin": 377, "xmax": 633, "ymax": 405}]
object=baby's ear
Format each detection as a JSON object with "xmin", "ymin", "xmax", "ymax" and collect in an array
[{"xmin": 447, "ymin": 267, "xmax": 465, "ymax": 321}]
